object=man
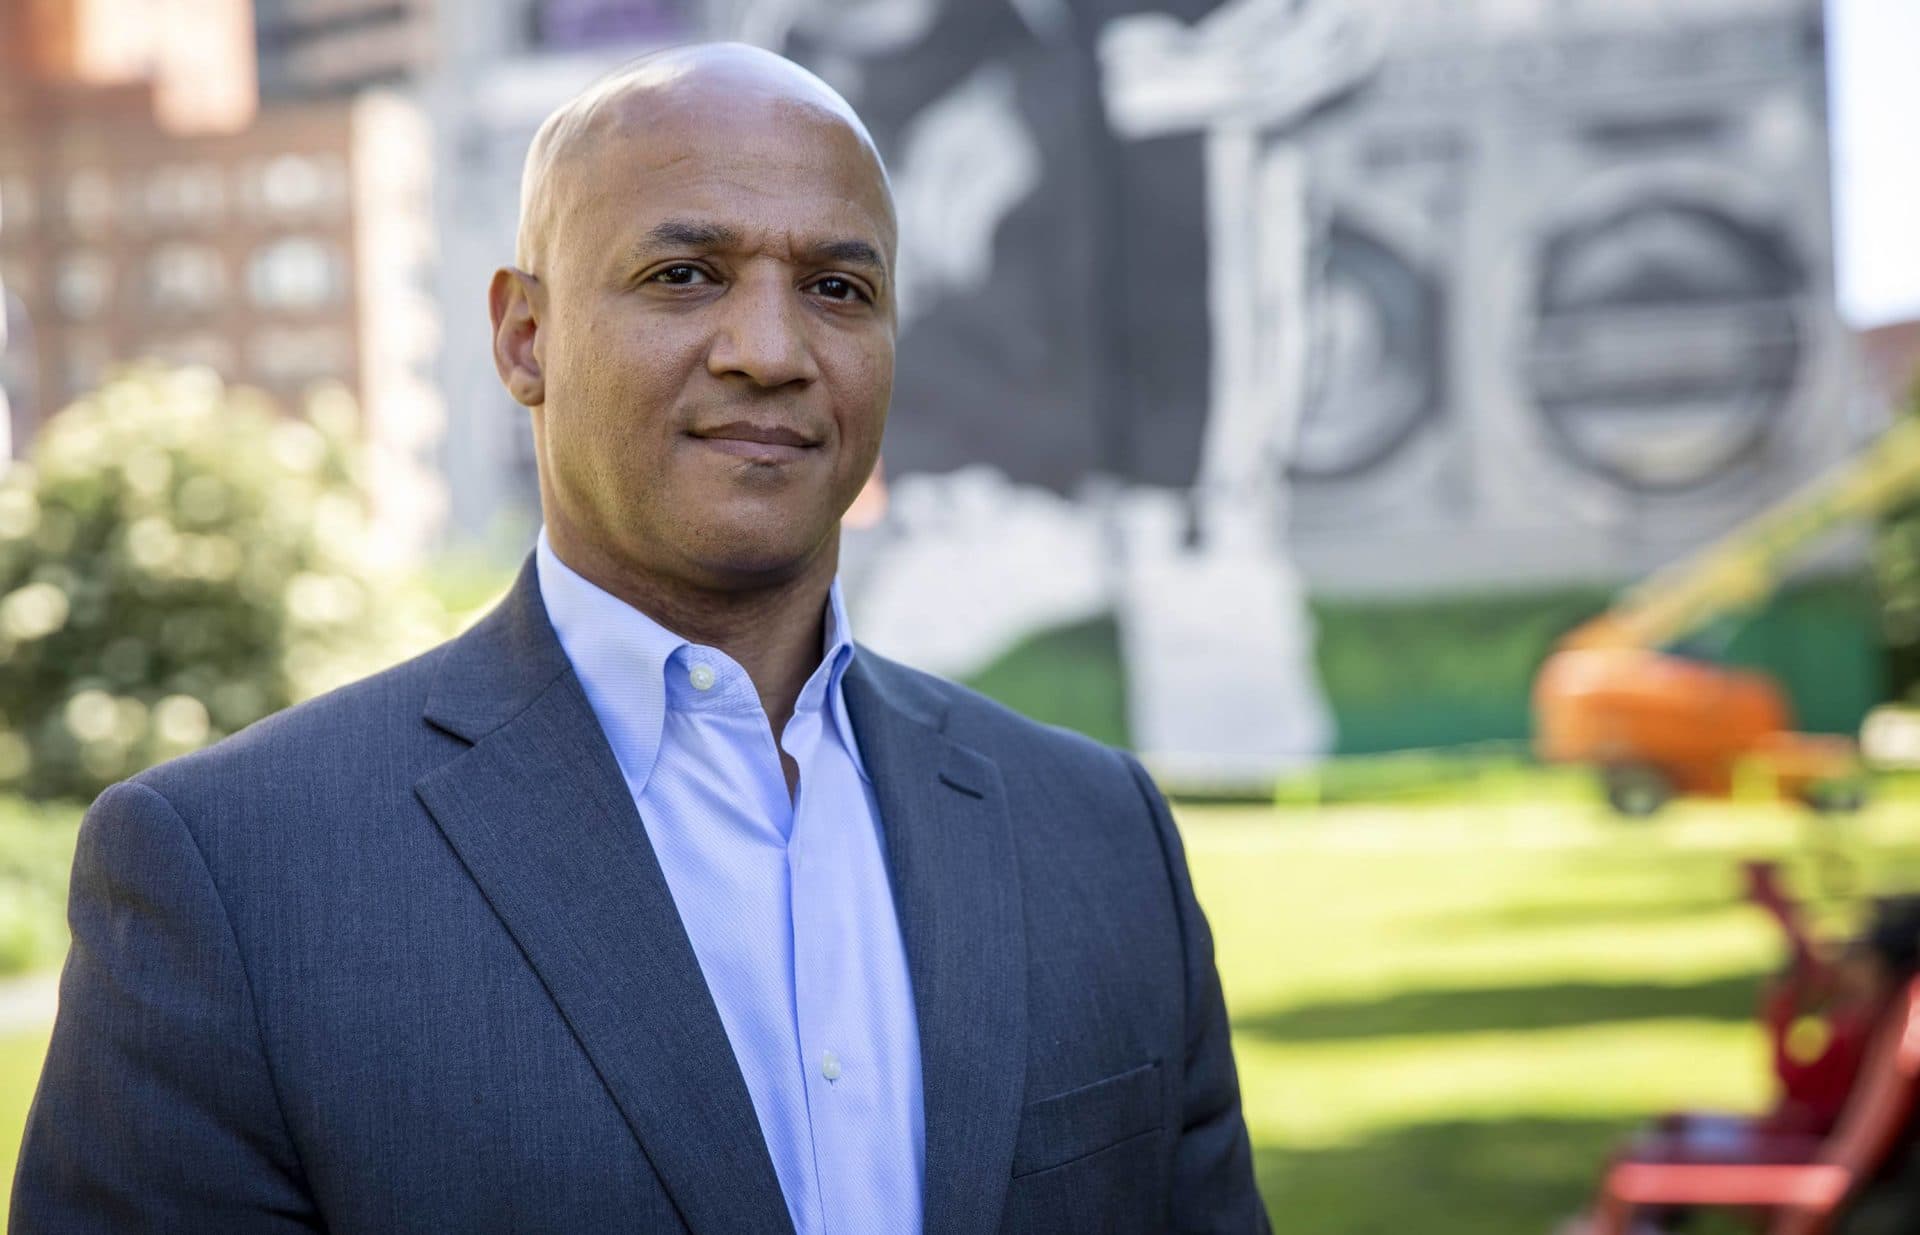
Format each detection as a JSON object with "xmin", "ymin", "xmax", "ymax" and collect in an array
[{"xmin": 12, "ymin": 44, "xmax": 1266, "ymax": 1235}]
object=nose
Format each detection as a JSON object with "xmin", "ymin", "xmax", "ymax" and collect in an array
[{"xmin": 706, "ymin": 272, "xmax": 821, "ymax": 389}]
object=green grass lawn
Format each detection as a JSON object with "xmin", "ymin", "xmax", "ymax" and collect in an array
[
  {"xmin": 0, "ymin": 1027, "xmax": 51, "ymax": 1223},
  {"xmin": 1185, "ymin": 794, "xmax": 1920, "ymax": 1233},
  {"xmin": 1, "ymin": 793, "xmax": 1917, "ymax": 1231}
]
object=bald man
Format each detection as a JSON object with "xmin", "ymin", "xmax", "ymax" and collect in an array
[{"xmin": 12, "ymin": 45, "xmax": 1267, "ymax": 1235}]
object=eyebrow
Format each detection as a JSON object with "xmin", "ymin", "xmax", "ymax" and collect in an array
[
  {"xmin": 628, "ymin": 220, "xmax": 889, "ymax": 279},
  {"xmin": 799, "ymin": 239, "xmax": 888, "ymax": 276},
  {"xmin": 638, "ymin": 220, "xmax": 742, "ymax": 253}
]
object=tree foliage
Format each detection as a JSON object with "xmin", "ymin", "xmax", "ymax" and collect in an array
[{"xmin": 0, "ymin": 367, "xmax": 447, "ymax": 801}]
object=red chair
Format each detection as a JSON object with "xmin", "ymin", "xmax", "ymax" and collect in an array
[{"xmin": 1589, "ymin": 976, "xmax": 1920, "ymax": 1235}]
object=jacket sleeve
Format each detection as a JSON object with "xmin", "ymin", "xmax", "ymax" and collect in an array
[
  {"xmin": 10, "ymin": 780, "xmax": 319, "ymax": 1233},
  {"xmin": 1123, "ymin": 755, "xmax": 1272, "ymax": 1234}
]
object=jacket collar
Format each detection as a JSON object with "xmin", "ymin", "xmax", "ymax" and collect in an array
[{"xmin": 419, "ymin": 555, "xmax": 570, "ymax": 744}]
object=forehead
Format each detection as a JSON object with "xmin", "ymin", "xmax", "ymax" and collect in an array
[{"xmin": 565, "ymin": 95, "xmax": 894, "ymax": 262}]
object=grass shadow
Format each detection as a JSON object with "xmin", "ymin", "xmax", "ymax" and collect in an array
[
  {"xmin": 1235, "ymin": 973, "xmax": 1762, "ymax": 1043},
  {"xmin": 1413, "ymin": 892, "xmax": 1752, "ymax": 937},
  {"xmin": 1255, "ymin": 1118, "xmax": 1751, "ymax": 1235}
]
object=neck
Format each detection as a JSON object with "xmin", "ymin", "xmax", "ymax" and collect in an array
[{"xmin": 546, "ymin": 529, "xmax": 838, "ymax": 741}]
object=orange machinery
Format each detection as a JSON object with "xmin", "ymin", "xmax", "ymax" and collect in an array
[{"xmin": 1533, "ymin": 418, "xmax": 1920, "ymax": 815}]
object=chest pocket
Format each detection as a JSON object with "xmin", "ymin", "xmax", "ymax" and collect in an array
[{"xmin": 1010, "ymin": 1059, "xmax": 1164, "ymax": 1177}]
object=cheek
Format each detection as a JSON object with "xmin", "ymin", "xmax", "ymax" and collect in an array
[
  {"xmin": 591, "ymin": 314, "xmax": 690, "ymax": 402},
  {"xmin": 832, "ymin": 343, "xmax": 894, "ymax": 454},
  {"xmin": 561, "ymin": 313, "xmax": 705, "ymax": 439},
  {"xmin": 546, "ymin": 312, "xmax": 709, "ymax": 509}
]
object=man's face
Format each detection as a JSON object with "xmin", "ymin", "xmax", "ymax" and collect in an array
[{"xmin": 519, "ymin": 91, "xmax": 896, "ymax": 591}]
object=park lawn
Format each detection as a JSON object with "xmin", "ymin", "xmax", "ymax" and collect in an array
[
  {"xmin": 1, "ymin": 792, "xmax": 1918, "ymax": 1231},
  {"xmin": 1184, "ymin": 794, "xmax": 1920, "ymax": 1234},
  {"xmin": 0, "ymin": 1027, "xmax": 51, "ymax": 1222}
]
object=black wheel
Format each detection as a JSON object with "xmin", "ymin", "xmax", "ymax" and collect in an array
[
  {"xmin": 1804, "ymin": 780, "xmax": 1869, "ymax": 814},
  {"xmin": 1604, "ymin": 765, "xmax": 1673, "ymax": 818}
]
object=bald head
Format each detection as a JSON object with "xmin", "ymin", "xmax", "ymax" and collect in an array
[
  {"xmin": 515, "ymin": 43, "xmax": 891, "ymax": 273},
  {"xmin": 488, "ymin": 39, "xmax": 898, "ymax": 610}
]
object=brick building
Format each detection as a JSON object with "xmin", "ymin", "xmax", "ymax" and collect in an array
[{"xmin": 0, "ymin": 0, "xmax": 442, "ymax": 553}]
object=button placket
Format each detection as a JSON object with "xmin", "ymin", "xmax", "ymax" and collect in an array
[{"xmin": 790, "ymin": 765, "xmax": 836, "ymax": 1111}]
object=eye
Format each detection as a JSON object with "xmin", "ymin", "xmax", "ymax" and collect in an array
[
  {"xmin": 651, "ymin": 264, "xmax": 711, "ymax": 286},
  {"xmin": 810, "ymin": 276, "xmax": 867, "ymax": 303}
]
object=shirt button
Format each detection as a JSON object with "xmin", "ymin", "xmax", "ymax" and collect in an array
[
  {"xmin": 821, "ymin": 1050, "xmax": 842, "ymax": 1082},
  {"xmin": 688, "ymin": 664, "xmax": 716, "ymax": 691}
]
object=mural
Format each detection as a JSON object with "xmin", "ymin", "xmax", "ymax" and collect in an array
[
  {"xmin": 1526, "ymin": 197, "xmax": 1805, "ymax": 492},
  {"xmin": 493, "ymin": 0, "xmax": 1849, "ymax": 773},
  {"xmin": 703, "ymin": 0, "xmax": 1351, "ymax": 774},
  {"xmin": 536, "ymin": 0, "xmax": 702, "ymax": 47}
]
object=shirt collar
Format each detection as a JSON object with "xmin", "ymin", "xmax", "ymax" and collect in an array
[{"xmin": 534, "ymin": 528, "xmax": 869, "ymax": 792}]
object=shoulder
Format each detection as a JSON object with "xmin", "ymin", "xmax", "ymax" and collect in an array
[{"xmin": 129, "ymin": 639, "xmax": 458, "ymax": 824}]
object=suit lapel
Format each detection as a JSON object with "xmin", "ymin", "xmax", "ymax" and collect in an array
[
  {"xmin": 845, "ymin": 656, "xmax": 1029, "ymax": 1235},
  {"xmin": 414, "ymin": 564, "xmax": 794, "ymax": 1235}
]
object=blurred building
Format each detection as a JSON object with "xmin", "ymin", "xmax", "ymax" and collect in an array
[
  {"xmin": 2, "ymin": 0, "xmax": 260, "ymax": 136},
  {"xmin": 1861, "ymin": 319, "xmax": 1920, "ymax": 408},
  {"xmin": 255, "ymin": 0, "xmax": 436, "ymax": 99},
  {"xmin": 428, "ymin": 0, "xmax": 703, "ymax": 544},
  {"xmin": 0, "ymin": 0, "xmax": 443, "ymax": 558}
]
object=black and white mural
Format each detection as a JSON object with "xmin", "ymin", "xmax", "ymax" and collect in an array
[
  {"xmin": 485, "ymin": 0, "xmax": 1847, "ymax": 772},
  {"xmin": 701, "ymin": 0, "xmax": 1382, "ymax": 772}
]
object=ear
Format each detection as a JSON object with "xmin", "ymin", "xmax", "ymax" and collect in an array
[{"xmin": 489, "ymin": 266, "xmax": 545, "ymax": 408}]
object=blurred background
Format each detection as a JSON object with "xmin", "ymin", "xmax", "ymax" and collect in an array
[{"xmin": 3, "ymin": 0, "xmax": 1920, "ymax": 1231}]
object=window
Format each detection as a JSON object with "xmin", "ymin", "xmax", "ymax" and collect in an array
[
  {"xmin": 56, "ymin": 253, "xmax": 114, "ymax": 319},
  {"xmin": 243, "ymin": 154, "xmax": 348, "ymax": 220},
  {"xmin": 144, "ymin": 164, "xmax": 226, "ymax": 228},
  {"xmin": 248, "ymin": 238, "xmax": 344, "ymax": 309},
  {"xmin": 147, "ymin": 245, "xmax": 226, "ymax": 311}
]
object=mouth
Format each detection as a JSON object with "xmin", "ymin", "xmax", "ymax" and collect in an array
[{"xmin": 686, "ymin": 421, "xmax": 823, "ymax": 464}]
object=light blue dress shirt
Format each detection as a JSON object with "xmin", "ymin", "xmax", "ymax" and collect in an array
[{"xmin": 535, "ymin": 531, "xmax": 925, "ymax": 1235}]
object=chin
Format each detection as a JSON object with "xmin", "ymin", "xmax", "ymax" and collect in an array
[{"xmin": 680, "ymin": 519, "xmax": 833, "ymax": 586}]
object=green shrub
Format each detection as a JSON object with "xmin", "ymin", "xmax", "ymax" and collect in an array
[{"xmin": 0, "ymin": 366, "xmax": 447, "ymax": 801}]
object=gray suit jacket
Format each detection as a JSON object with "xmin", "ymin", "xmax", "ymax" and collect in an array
[{"xmin": 13, "ymin": 562, "xmax": 1268, "ymax": 1234}]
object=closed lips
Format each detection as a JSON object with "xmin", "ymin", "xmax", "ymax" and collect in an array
[{"xmin": 690, "ymin": 422, "xmax": 819, "ymax": 447}]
